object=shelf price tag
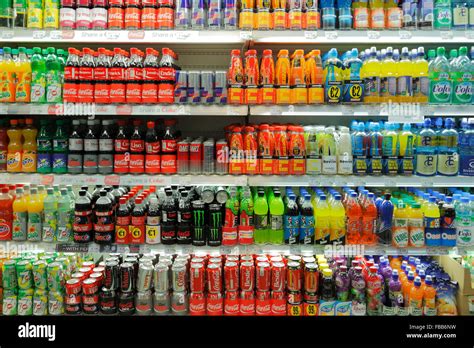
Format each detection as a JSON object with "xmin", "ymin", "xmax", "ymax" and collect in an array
[
  {"xmin": 398, "ymin": 30, "xmax": 412, "ymax": 39},
  {"xmin": 1, "ymin": 30, "xmax": 14, "ymax": 39},
  {"xmin": 33, "ymin": 30, "xmax": 47, "ymax": 39},
  {"xmin": 104, "ymin": 175, "xmax": 121, "ymax": 186},
  {"xmin": 105, "ymin": 31, "xmax": 120, "ymax": 40},
  {"xmin": 324, "ymin": 31, "xmax": 338, "ymax": 40},
  {"xmin": 440, "ymin": 30, "xmax": 453, "ymax": 40},
  {"xmin": 367, "ymin": 31, "xmax": 380, "ymax": 40},
  {"xmin": 304, "ymin": 31, "xmax": 318, "ymax": 40},
  {"xmin": 49, "ymin": 31, "xmax": 63, "ymax": 40},
  {"xmin": 219, "ymin": 246, "xmax": 232, "ymax": 254},
  {"xmin": 88, "ymin": 244, "xmax": 100, "ymax": 253},
  {"xmin": 466, "ymin": 31, "xmax": 474, "ymax": 40},
  {"xmin": 240, "ymin": 31, "xmax": 253, "ymax": 40},
  {"xmin": 182, "ymin": 245, "xmax": 194, "ymax": 255},
  {"xmin": 128, "ymin": 30, "xmax": 145, "ymax": 40},
  {"xmin": 166, "ymin": 245, "xmax": 177, "ymax": 254}
]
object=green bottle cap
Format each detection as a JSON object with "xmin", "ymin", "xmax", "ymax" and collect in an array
[
  {"xmin": 33, "ymin": 47, "xmax": 42, "ymax": 54},
  {"xmin": 459, "ymin": 46, "xmax": 468, "ymax": 55},
  {"xmin": 47, "ymin": 47, "xmax": 55, "ymax": 54},
  {"xmin": 18, "ymin": 47, "xmax": 26, "ymax": 54},
  {"xmin": 3, "ymin": 47, "xmax": 11, "ymax": 54},
  {"xmin": 437, "ymin": 47, "xmax": 446, "ymax": 56},
  {"xmin": 57, "ymin": 49, "xmax": 64, "ymax": 56}
]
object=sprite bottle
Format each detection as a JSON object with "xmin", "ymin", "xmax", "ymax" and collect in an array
[
  {"xmin": 30, "ymin": 47, "xmax": 46, "ymax": 103},
  {"xmin": 254, "ymin": 190, "xmax": 269, "ymax": 244},
  {"xmin": 269, "ymin": 189, "xmax": 284, "ymax": 245},
  {"xmin": 45, "ymin": 47, "xmax": 62, "ymax": 103}
]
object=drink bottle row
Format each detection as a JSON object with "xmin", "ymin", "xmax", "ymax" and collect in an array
[
  {"xmin": 227, "ymin": 46, "xmax": 473, "ymax": 105},
  {"xmin": 0, "ymin": 0, "xmax": 472, "ymax": 31},
  {"xmin": 226, "ymin": 118, "xmax": 474, "ymax": 177},
  {"xmin": 0, "ymin": 184, "xmax": 472, "ymax": 247},
  {"xmin": 0, "ymin": 251, "xmax": 460, "ymax": 316}
]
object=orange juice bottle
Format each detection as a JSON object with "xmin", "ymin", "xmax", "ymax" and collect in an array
[
  {"xmin": 7, "ymin": 119, "xmax": 22, "ymax": 172},
  {"xmin": 409, "ymin": 276, "xmax": 424, "ymax": 315},
  {"xmin": 423, "ymin": 275, "xmax": 437, "ymax": 316},
  {"xmin": 275, "ymin": 49, "xmax": 291, "ymax": 104},
  {"xmin": 260, "ymin": 49, "xmax": 275, "ymax": 104},
  {"xmin": 290, "ymin": 49, "xmax": 306, "ymax": 104},
  {"xmin": 21, "ymin": 118, "xmax": 37, "ymax": 172},
  {"xmin": 402, "ymin": 271, "xmax": 414, "ymax": 304},
  {"xmin": 0, "ymin": 47, "xmax": 17, "ymax": 103},
  {"xmin": 390, "ymin": 256, "xmax": 402, "ymax": 270},
  {"xmin": 14, "ymin": 47, "xmax": 32, "ymax": 103}
]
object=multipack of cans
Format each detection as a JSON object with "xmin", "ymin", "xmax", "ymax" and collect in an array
[{"xmin": 174, "ymin": 70, "xmax": 228, "ymax": 104}]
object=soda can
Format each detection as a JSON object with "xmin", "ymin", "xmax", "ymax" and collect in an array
[
  {"xmin": 137, "ymin": 264, "xmax": 153, "ymax": 292},
  {"xmin": 118, "ymin": 291, "xmax": 135, "ymax": 315},
  {"xmin": 208, "ymin": 203, "xmax": 223, "ymax": 246},
  {"xmin": 82, "ymin": 278, "xmax": 99, "ymax": 295},
  {"xmin": 47, "ymin": 262, "xmax": 63, "ymax": 291},
  {"xmin": 189, "ymin": 292, "xmax": 206, "ymax": 315},
  {"xmin": 271, "ymin": 261, "xmax": 286, "ymax": 291},
  {"xmin": 191, "ymin": 200, "xmax": 206, "ymax": 246},
  {"xmin": 124, "ymin": 6, "xmax": 141, "ymax": 29},
  {"xmin": 206, "ymin": 263, "xmax": 222, "ymax": 293},
  {"xmin": 200, "ymin": 71, "xmax": 215, "ymax": 103},
  {"xmin": 174, "ymin": 70, "xmax": 188, "ymax": 104},
  {"xmin": 240, "ymin": 261, "xmax": 254, "ymax": 291},
  {"xmin": 189, "ymin": 138, "xmax": 203, "ymax": 174},
  {"xmin": 224, "ymin": 290, "xmax": 240, "ymax": 315},
  {"xmin": 33, "ymin": 289, "xmax": 48, "ymax": 315},
  {"xmin": 120, "ymin": 262, "xmax": 135, "ymax": 292},
  {"xmin": 187, "ymin": 71, "xmax": 201, "ymax": 103},
  {"xmin": 177, "ymin": 139, "xmax": 190, "ymax": 174},
  {"xmin": 100, "ymin": 288, "xmax": 117, "ymax": 314},
  {"xmin": 66, "ymin": 278, "xmax": 82, "ymax": 295},
  {"xmin": 206, "ymin": 292, "xmax": 223, "ymax": 315},
  {"xmin": 240, "ymin": 290, "xmax": 255, "ymax": 315},
  {"xmin": 17, "ymin": 288, "xmax": 33, "ymax": 316},
  {"xmin": 207, "ymin": 0, "xmax": 222, "ymax": 28},
  {"xmin": 215, "ymin": 139, "xmax": 229, "ymax": 174},
  {"xmin": 135, "ymin": 290, "xmax": 153, "ymax": 315},
  {"xmin": 287, "ymin": 261, "xmax": 302, "ymax": 292},
  {"xmin": 103, "ymin": 261, "xmax": 119, "ymax": 290},
  {"xmin": 2, "ymin": 260, "xmax": 18, "ymax": 290},
  {"xmin": 153, "ymin": 291, "xmax": 170, "ymax": 314},
  {"xmin": 214, "ymin": 71, "xmax": 228, "ymax": 104},
  {"xmin": 171, "ymin": 290, "xmax": 188, "ymax": 315},
  {"xmin": 141, "ymin": 6, "xmax": 157, "ymax": 29},
  {"xmin": 16, "ymin": 261, "xmax": 33, "ymax": 290},
  {"xmin": 171, "ymin": 262, "xmax": 187, "ymax": 292},
  {"xmin": 256, "ymin": 262, "xmax": 271, "ymax": 291},
  {"xmin": 190, "ymin": 263, "xmax": 205, "ymax": 293},
  {"xmin": 287, "ymin": 290, "xmax": 303, "ymax": 305},
  {"xmin": 48, "ymin": 290, "xmax": 65, "ymax": 315},
  {"xmin": 3, "ymin": 290, "xmax": 18, "ymax": 316},
  {"xmin": 153, "ymin": 263, "xmax": 170, "ymax": 292},
  {"xmin": 304, "ymin": 263, "xmax": 319, "ymax": 293},
  {"xmin": 224, "ymin": 261, "xmax": 239, "ymax": 291},
  {"xmin": 203, "ymin": 138, "xmax": 215, "ymax": 174}
]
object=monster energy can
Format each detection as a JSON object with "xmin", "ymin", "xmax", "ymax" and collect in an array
[
  {"xmin": 208, "ymin": 203, "xmax": 223, "ymax": 246},
  {"xmin": 198, "ymin": 186, "xmax": 215, "ymax": 204},
  {"xmin": 215, "ymin": 186, "xmax": 229, "ymax": 204},
  {"xmin": 191, "ymin": 200, "xmax": 206, "ymax": 247}
]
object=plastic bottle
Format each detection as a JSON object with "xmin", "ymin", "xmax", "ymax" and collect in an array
[
  {"xmin": 416, "ymin": 118, "xmax": 438, "ymax": 176},
  {"xmin": 450, "ymin": 46, "xmax": 473, "ymax": 104},
  {"xmin": 363, "ymin": 47, "xmax": 381, "ymax": 103},
  {"xmin": 0, "ymin": 47, "xmax": 15, "ymax": 102},
  {"xmin": 52, "ymin": 120, "xmax": 68, "ymax": 174},
  {"xmin": 330, "ymin": 194, "xmax": 346, "ymax": 245},
  {"xmin": 337, "ymin": 126, "xmax": 353, "ymax": 175},
  {"xmin": 42, "ymin": 188, "xmax": 57, "ymax": 242},
  {"xmin": 30, "ymin": 47, "xmax": 46, "ymax": 103},
  {"xmin": 397, "ymin": 47, "xmax": 413, "ymax": 103},
  {"xmin": 408, "ymin": 202, "xmax": 425, "ymax": 247},
  {"xmin": 177, "ymin": 190, "xmax": 192, "ymax": 245},
  {"xmin": 392, "ymin": 200, "xmax": 409, "ymax": 247},
  {"xmin": 94, "ymin": 190, "xmax": 114, "ymax": 244},
  {"xmin": 412, "ymin": 47, "xmax": 429, "ymax": 103},
  {"xmin": 0, "ymin": 187, "xmax": 13, "ymax": 240},
  {"xmin": 73, "ymin": 190, "xmax": 93, "ymax": 243},
  {"xmin": 161, "ymin": 189, "xmax": 177, "ymax": 244},
  {"xmin": 68, "ymin": 119, "xmax": 83, "ymax": 174},
  {"xmin": 12, "ymin": 46, "xmax": 31, "ymax": 102},
  {"xmin": 335, "ymin": 265, "xmax": 350, "ymax": 301},
  {"xmin": 388, "ymin": 269, "xmax": 403, "ymax": 308},
  {"xmin": 376, "ymin": 193, "xmax": 394, "ymax": 245},
  {"xmin": 346, "ymin": 192, "xmax": 362, "ymax": 244},
  {"xmin": 98, "ymin": 119, "xmax": 114, "ymax": 174},
  {"xmin": 379, "ymin": 47, "xmax": 397, "ymax": 103},
  {"xmin": 366, "ymin": 266, "xmax": 382, "ymax": 315},
  {"xmin": 423, "ymin": 275, "xmax": 437, "ymax": 316},
  {"xmin": 315, "ymin": 194, "xmax": 330, "ymax": 245},
  {"xmin": 409, "ymin": 276, "xmax": 424, "ymax": 316},
  {"xmin": 6, "ymin": 119, "xmax": 22, "ymax": 173},
  {"xmin": 299, "ymin": 194, "xmax": 315, "ymax": 244},
  {"xmin": 12, "ymin": 187, "xmax": 27, "ymax": 241},
  {"xmin": 323, "ymin": 48, "xmax": 344, "ymax": 103},
  {"xmin": 20, "ymin": 118, "xmax": 37, "ymax": 173},
  {"xmin": 0, "ymin": 119, "xmax": 7, "ymax": 171},
  {"xmin": 254, "ymin": 190, "xmax": 269, "ymax": 244},
  {"xmin": 321, "ymin": 268, "xmax": 335, "ymax": 301},
  {"xmin": 284, "ymin": 193, "xmax": 300, "ymax": 245},
  {"xmin": 240, "ymin": 188, "xmax": 254, "ymax": 227},
  {"xmin": 45, "ymin": 47, "xmax": 62, "ymax": 103},
  {"xmin": 429, "ymin": 47, "xmax": 452, "ymax": 104},
  {"xmin": 37, "ymin": 119, "xmax": 52, "ymax": 173},
  {"xmin": 456, "ymin": 197, "xmax": 473, "ymax": 246},
  {"xmin": 269, "ymin": 190, "xmax": 284, "ymax": 245},
  {"xmin": 56, "ymin": 188, "xmax": 72, "ymax": 243},
  {"xmin": 425, "ymin": 196, "xmax": 441, "ymax": 246},
  {"xmin": 27, "ymin": 187, "xmax": 43, "ymax": 241},
  {"xmin": 83, "ymin": 119, "xmax": 98, "ymax": 174},
  {"xmin": 437, "ymin": 118, "xmax": 459, "ymax": 176},
  {"xmin": 382, "ymin": 122, "xmax": 399, "ymax": 175}
]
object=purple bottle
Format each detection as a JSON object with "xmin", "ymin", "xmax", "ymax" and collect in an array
[
  {"xmin": 335, "ymin": 265, "xmax": 350, "ymax": 301},
  {"xmin": 377, "ymin": 193, "xmax": 394, "ymax": 245},
  {"xmin": 388, "ymin": 269, "xmax": 403, "ymax": 307},
  {"xmin": 350, "ymin": 266, "xmax": 366, "ymax": 314},
  {"xmin": 348, "ymin": 259, "xmax": 359, "ymax": 280}
]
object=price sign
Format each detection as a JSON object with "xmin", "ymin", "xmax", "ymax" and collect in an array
[
  {"xmin": 367, "ymin": 31, "xmax": 380, "ymax": 39},
  {"xmin": 239, "ymin": 31, "xmax": 253, "ymax": 40},
  {"xmin": 398, "ymin": 30, "xmax": 412, "ymax": 39},
  {"xmin": 324, "ymin": 31, "xmax": 338, "ymax": 40},
  {"xmin": 1, "ymin": 30, "xmax": 14, "ymax": 39},
  {"xmin": 128, "ymin": 30, "xmax": 145, "ymax": 40},
  {"xmin": 325, "ymin": 82, "xmax": 342, "ymax": 103},
  {"xmin": 49, "ymin": 31, "xmax": 63, "ymax": 40},
  {"xmin": 288, "ymin": 304, "xmax": 302, "ymax": 316},
  {"xmin": 440, "ymin": 30, "xmax": 453, "ymax": 40},
  {"xmin": 33, "ymin": 31, "xmax": 46, "ymax": 40},
  {"xmin": 304, "ymin": 31, "xmax": 318, "ymax": 40},
  {"xmin": 220, "ymin": 246, "xmax": 232, "ymax": 255},
  {"xmin": 105, "ymin": 31, "xmax": 120, "ymax": 40}
]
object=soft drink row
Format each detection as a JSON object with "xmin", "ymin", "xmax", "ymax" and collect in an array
[
  {"xmin": 228, "ymin": 46, "xmax": 473, "ymax": 105},
  {"xmin": 225, "ymin": 118, "xmax": 473, "ymax": 177},
  {"xmin": 1, "ymin": 251, "xmax": 459, "ymax": 316}
]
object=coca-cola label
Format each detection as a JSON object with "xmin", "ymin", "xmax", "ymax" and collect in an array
[
  {"xmin": 126, "ymin": 84, "xmax": 142, "ymax": 102},
  {"xmin": 144, "ymin": 67, "xmax": 158, "ymax": 81},
  {"xmin": 240, "ymin": 299, "xmax": 255, "ymax": 315},
  {"xmin": 115, "ymin": 139, "xmax": 130, "ymax": 152},
  {"xmin": 114, "ymin": 153, "xmax": 129, "ymax": 173},
  {"xmin": 79, "ymin": 67, "xmax": 93, "ymax": 81},
  {"xmin": 130, "ymin": 139, "xmax": 144, "ymax": 153},
  {"xmin": 157, "ymin": 67, "xmax": 175, "ymax": 82},
  {"xmin": 161, "ymin": 139, "xmax": 176, "ymax": 153},
  {"xmin": 145, "ymin": 155, "xmax": 160, "ymax": 173},
  {"xmin": 156, "ymin": 8, "xmax": 173, "ymax": 28},
  {"xmin": 256, "ymin": 299, "xmax": 271, "ymax": 315},
  {"xmin": 142, "ymin": 84, "xmax": 158, "ymax": 103},
  {"xmin": 64, "ymin": 66, "xmax": 78, "ymax": 81},
  {"xmin": 63, "ymin": 83, "xmax": 78, "ymax": 103},
  {"xmin": 94, "ymin": 83, "xmax": 110, "ymax": 103},
  {"xmin": 158, "ymin": 83, "xmax": 174, "ymax": 103},
  {"xmin": 109, "ymin": 67, "xmax": 125, "ymax": 81},
  {"xmin": 99, "ymin": 138, "xmax": 113, "ymax": 152},
  {"xmin": 224, "ymin": 299, "xmax": 240, "ymax": 316},
  {"xmin": 84, "ymin": 138, "xmax": 99, "ymax": 151},
  {"xmin": 146, "ymin": 141, "xmax": 160, "ymax": 154},
  {"xmin": 110, "ymin": 84, "xmax": 126, "ymax": 101},
  {"xmin": 94, "ymin": 66, "xmax": 108, "ymax": 81},
  {"xmin": 129, "ymin": 154, "xmax": 145, "ymax": 173},
  {"xmin": 128, "ymin": 67, "xmax": 143, "ymax": 81},
  {"xmin": 69, "ymin": 138, "xmax": 83, "ymax": 151},
  {"xmin": 76, "ymin": 7, "xmax": 92, "ymax": 28},
  {"xmin": 160, "ymin": 155, "xmax": 176, "ymax": 173}
]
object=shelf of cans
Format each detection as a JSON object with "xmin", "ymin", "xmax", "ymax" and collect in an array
[
  {"xmin": 0, "ymin": 251, "xmax": 462, "ymax": 316},
  {"xmin": 1, "ymin": 29, "xmax": 473, "ymax": 44},
  {"xmin": 0, "ymin": 173, "xmax": 473, "ymax": 187},
  {"xmin": 0, "ymin": 104, "xmax": 248, "ymax": 116}
]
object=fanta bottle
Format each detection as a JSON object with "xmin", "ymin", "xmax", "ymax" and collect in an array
[
  {"xmin": 21, "ymin": 118, "xmax": 37, "ymax": 173},
  {"xmin": 12, "ymin": 187, "xmax": 27, "ymax": 241},
  {"xmin": 346, "ymin": 192, "xmax": 362, "ymax": 244},
  {"xmin": 0, "ymin": 47, "xmax": 16, "ymax": 103},
  {"xmin": 0, "ymin": 119, "xmax": 7, "ymax": 171},
  {"xmin": 14, "ymin": 47, "xmax": 31, "ymax": 103},
  {"xmin": 409, "ymin": 276, "xmax": 424, "ymax": 315},
  {"xmin": 7, "ymin": 119, "xmax": 22, "ymax": 173},
  {"xmin": 0, "ymin": 187, "xmax": 13, "ymax": 240},
  {"xmin": 361, "ymin": 192, "xmax": 377, "ymax": 244}
]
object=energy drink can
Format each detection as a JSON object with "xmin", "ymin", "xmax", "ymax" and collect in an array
[
  {"xmin": 191, "ymin": 0, "xmax": 206, "ymax": 28},
  {"xmin": 214, "ymin": 71, "xmax": 227, "ymax": 104},
  {"xmin": 192, "ymin": 200, "xmax": 206, "ymax": 246},
  {"xmin": 207, "ymin": 0, "xmax": 222, "ymax": 28},
  {"xmin": 175, "ymin": 70, "xmax": 188, "ymax": 104},
  {"xmin": 189, "ymin": 138, "xmax": 203, "ymax": 173},
  {"xmin": 187, "ymin": 71, "xmax": 201, "ymax": 103},
  {"xmin": 200, "ymin": 71, "xmax": 215, "ymax": 104},
  {"xmin": 208, "ymin": 203, "xmax": 223, "ymax": 246},
  {"xmin": 215, "ymin": 139, "xmax": 229, "ymax": 174},
  {"xmin": 203, "ymin": 138, "xmax": 215, "ymax": 173}
]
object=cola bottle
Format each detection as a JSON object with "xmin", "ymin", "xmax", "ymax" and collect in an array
[
  {"xmin": 91, "ymin": 185, "xmax": 103, "ymax": 207},
  {"xmin": 126, "ymin": 48, "xmax": 143, "ymax": 104},
  {"xmin": 76, "ymin": 0, "xmax": 92, "ymax": 29},
  {"xmin": 111, "ymin": 185, "xmax": 123, "ymax": 208},
  {"xmin": 64, "ymin": 48, "xmax": 80, "ymax": 103},
  {"xmin": 161, "ymin": 189, "xmax": 177, "ymax": 244},
  {"xmin": 177, "ymin": 190, "xmax": 192, "ymax": 244},
  {"xmin": 109, "ymin": 48, "xmax": 126, "ymax": 103},
  {"xmin": 94, "ymin": 47, "xmax": 110, "ymax": 104},
  {"xmin": 68, "ymin": 119, "xmax": 84, "ymax": 174},
  {"xmin": 84, "ymin": 119, "xmax": 99, "ymax": 174},
  {"xmin": 157, "ymin": 47, "xmax": 178, "ymax": 104},
  {"xmin": 98, "ymin": 120, "xmax": 114, "ymax": 174},
  {"xmin": 73, "ymin": 190, "xmax": 93, "ymax": 243},
  {"xmin": 78, "ymin": 48, "xmax": 95, "ymax": 103},
  {"xmin": 115, "ymin": 196, "xmax": 130, "ymax": 244},
  {"xmin": 129, "ymin": 119, "xmax": 145, "ymax": 174},
  {"xmin": 142, "ymin": 48, "xmax": 159, "ymax": 104},
  {"xmin": 130, "ymin": 197, "xmax": 146, "ymax": 244},
  {"xmin": 94, "ymin": 190, "xmax": 115, "ymax": 244},
  {"xmin": 145, "ymin": 121, "xmax": 160, "ymax": 174},
  {"xmin": 114, "ymin": 119, "xmax": 130, "ymax": 174},
  {"xmin": 160, "ymin": 119, "xmax": 177, "ymax": 174}
]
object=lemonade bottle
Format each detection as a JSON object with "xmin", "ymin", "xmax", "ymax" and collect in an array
[
  {"xmin": 329, "ymin": 194, "xmax": 346, "ymax": 244},
  {"xmin": 0, "ymin": 47, "xmax": 16, "ymax": 102},
  {"xmin": 6, "ymin": 119, "xmax": 22, "ymax": 172},
  {"xmin": 42, "ymin": 187, "xmax": 57, "ymax": 242},
  {"xmin": 363, "ymin": 47, "xmax": 381, "ymax": 103},
  {"xmin": 397, "ymin": 47, "xmax": 413, "ymax": 103},
  {"xmin": 315, "ymin": 194, "xmax": 330, "ymax": 245},
  {"xmin": 45, "ymin": 47, "xmax": 62, "ymax": 103},
  {"xmin": 412, "ymin": 47, "xmax": 429, "ymax": 103},
  {"xmin": 12, "ymin": 187, "xmax": 28, "ymax": 241},
  {"xmin": 254, "ymin": 190, "xmax": 269, "ymax": 244},
  {"xmin": 392, "ymin": 201, "xmax": 409, "ymax": 247},
  {"xmin": 269, "ymin": 190, "xmax": 284, "ymax": 245},
  {"xmin": 14, "ymin": 47, "xmax": 31, "ymax": 103},
  {"xmin": 27, "ymin": 187, "xmax": 43, "ymax": 241},
  {"xmin": 21, "ymin": 118, "xmax": 37, "ymax": 173},
  {"xmin": 380, "ymin": 47, "xmax": 398, "ymax": 103}
]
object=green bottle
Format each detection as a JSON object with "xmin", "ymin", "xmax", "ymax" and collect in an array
[
  {"xmin": 269, "ymin": 190, "xmax": 284, "ymax": 245},
  {"xmin": 36, "ymin": 119, "xmax": 52, "ymax": 173},
  {"xmin": 451, "ymin": 46, "xmax": 473, "ymax": 104},
  {"xmin": 433, "ymin": 0, "xmax": 452, "ymax": 29},
  {"xmin": 45, "ymin": 47, "xmax": 62, "ymax": 103},
  {"xmin": 56, "ymin": 48, "xmax": 66, "ymax": 85},
  {"xmin": 30, "ymin": 47, "xmax": 46, "ymax": 103},
  {"xmin": 52, "ymin": 120, "xmax": 67, "ymax": 173},
  {"xmin": 42, "ymin": 188, "xmax": 57, "ymax": 242},
  {"xmin": 254, "ymin": 190, "xmax": 269, "ymax": 244},
  {"xmin": 429, "ymin": 47, "xmax": 452, "ymax": 104},
  {"xmin": 57, "ymin": 188, "xmax": 72, "ymax": 242},
  {"xmin": 239, "ymin": 189, "xmax": 254, "ymax": 226}
]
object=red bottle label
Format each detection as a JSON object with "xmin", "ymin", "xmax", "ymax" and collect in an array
[
  {"xmin": 114, "ymin": 153, "xmax": 130, "ymax": 173},
  {"xmin": 115, "ymin": 139, "xmax": 130, "ymax": 152},
  {"xmin": 161, "ymin": 139, "xmax": 176, "ymax": 153},
  {"xmin": 130, "ymin": 139, "xmax": 144, "ymax": 153}
]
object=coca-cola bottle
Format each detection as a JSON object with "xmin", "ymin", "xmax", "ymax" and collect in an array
[
  {"xmin": 76, "ymin": 0, "xmax": 92, "ymax": 29},
  {"xmin": 131, "ymin": 197, "xmax": 146, "ymax": 244},
  {"xmin": 156, "ymin": 0, "xmax": 174, "ymax": 29},
  {"xmin": 92, "ymin": 0, "xmax": 108, "ymax": 29},
  {"xmin": 145, "ymin": 121, "xmax": 160, "ymax": 174},
  {"xmin": 109, "ymin": 48, "xmax": 126, "ymax": 103},
  {"xmin": 68, "ymin": 119, "xmax": 83, "ymax": 174},
  {"xmin": 158, "ymin": 47, "xmax": 178, "ymax": 104},
  {"xmin": 161, "ymin": 189, "xmax": 176, "ymax": 244},
  {"xmin": 126, "ymin": 48, "xmax": 143, "ymax": 104},
  {"xmin": 108, "ymin": 0, "xmax": 124, "ymax": 29},
  {"xmin": 84, "ymin": 119, "xmax": 99, "ymax": 174},
  {"xmin": 129, "ymin": 119, "xmax": 145, "ymax": 174},
  {"xmin": 177, "ymin": 190, "xmax": 192, "ymax": 244},
  {"xmin": 114, "ymin": 119, "xmax": 130, "ymax": 173},
  {"xmin": 115, "ymin": 196, "xmax": 130, "ymax": 244},
  {"xmin": 94, "ymin": 190, "xmax": 115, "ymax": 244},
  {"xmin": 146, "ymin": 196, "xmax": 160, "ymax": 244},
  {"xmin": 142, "ymin": 48, "xmax": 159, "ymax": 104},
  {"xmin": 161, "ymin": 119, "xmax": 177, "ymax": 174},
  {"xmin": 98, "ymin": 119, "xmax": 114, "ymax": 174},
  {"xmin": 63, "ymin": 48, "xmax": 80, "ymax": 103},
  {"xmin": 78, "ymin": 48, "xmax": 95, "ymax": 103},
  {"xmin": 73, "ymin": 190, "xmax": 93, "ymax": 243},
  {"xmin": 94, "ymin": 47, "xmax": 110, "ymax": 104},
  {"xmin": 60, "ymin": 0, "xmax": 76, "ymax": 29}
]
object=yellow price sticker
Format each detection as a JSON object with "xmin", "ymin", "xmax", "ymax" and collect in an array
[
  {"xmin": 131, "ymin": 227, "xmax": 142, "ymax": 239},
  {"xmin": 288, "ymin": 304, "xmax": 302, "ymax": 316},
  {"xmin": 305, "ymin": 303, "xmax": 318, "ymax": 316},
  {"xmin": 328, "ymin": 85, "xmax": 341, "ymax": 101},
  {"xmin": 146, "ymin": 227, "xmax": 157, "ymax": 238},
  {"xmin": 116, "ymin": 227, "xmax": 128, "ymax": 239},
  {"xmin": 350, "ymin": 84, "xmax": 362, "ymax": 99}
]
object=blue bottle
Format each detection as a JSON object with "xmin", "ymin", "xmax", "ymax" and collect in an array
[{"xmin": 416, "ymin": 118, "xmax": 438, "ymax": 176}]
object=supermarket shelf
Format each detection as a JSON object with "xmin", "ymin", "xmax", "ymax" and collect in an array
[
  {"xmin": 0, "ymin": 103, "xmax": 248, "ymax": 116},
  {"xmin": 248, "ymin": 175, "xmax": 474, "ymax": 187},
  {"xmin": 0, "ymin": 173, "xmax": 248, "ymax": 186},
  {"xmin": 1, "ymin": 173, "xmax": 472, "ymax": 187},
  {"xmin": 252, "ymin": 29, "xmax": 474, "ymax": 44},
  {"xmin": 250, "ymin": 104, "xmax": 474, "ymax": 117},
  {"xmin": 1, "ymin": 241, "xmax": 472, "ymax": 256},
  {"xmin": 0, "ymin": 29, "xmax": 246, "ymax": 44}
]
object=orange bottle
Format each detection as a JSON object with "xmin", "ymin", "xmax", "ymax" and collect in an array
[
  {"xmin": 272, "ymin": 0, "xmax": 287, "ymax": 29},
  {"xmin": 228, "ymin": 50, "xmax": 244, "ymax": 104},
  {"xmin": 244, "ymin": 50, "xmax": 260, "ymax": 104},
  {"xmin": 290, "ymin": 49, "xmax": 307, "ymax": 104},
  {"xmin": 402, "ymin": 271, "xmax": 415, "ymax": 305},
  {"xmin": 423, "ymin": 275, "xmax": 437, "ymax": 316},
  {"xmin": 260, "ymin": 49, "xmax": 275, "ymax": 104},
  {"xmin": 409, "ymin": 276, "xmax": 424, "ymax": 316},
  {"xmin": 21, "ymin": 118, "xmax": 38, "ymax": 173},
  {"xmin": 273, "ymin": 125, "xmax": 289, "ymax": 174},
  {"xmin": 288, "ymin": 126, "xmax": 306, "ymax": 175},
  {"xmin": 243, "ymin": 126, "xmax": 258, "ymax": 174},
  {"xmin": 346, "ymin": 192, "xmax": 362, "ymax": 244},
  {"xmin": 305, "ymin": 50, "xmax": 324, "ymax": 104},
  {"xmin": 361, "ymin": 192, "xmax": 378, "ymax": 244},
  {"xmin": 6, "ymin": 119, "xmax": 22, "ymax": 173},
  {"xmin": 258, "ymin": 124, "xmax": 273, "ymax": 174},
  {"xmin": 229, "ymin": 126, "xmax": 244, "ymax": 174},
  {"xmin": 275, "ymin": 50, "xmax": 291, "ymax": 104},
  {"xmin": 0, "ymin": 186, "xmax": 13, "ymax": 240}
]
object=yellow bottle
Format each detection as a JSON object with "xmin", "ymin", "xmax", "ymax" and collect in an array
[
  {"xmin": 412, "ymin": 47, "xmax": 429, "ymax": 104},
  {"xmin": 27, "ymin": 187, "xmax": 43, "ymax": 241},
  {"xmin": 15, "ymin": 47, "xmax": 32, "ymax": 103},
  {"xmin": 329, "ymin": 194, "xmax": 346, "ymax": 244},
  {"xmin": 392, "ymin": 201, "xmax": 409, "ymax": 247},
  {"xmin": 7, "ymin": 119, "xmax": 22, "ymax": 172},
  {"xmin": 0, "ymin": 47, "xmax": 17, "ymax": 103},
  {"xmin": 363, "ymin": 47, "xmax": 381, "ymax": 103},
  {"xmin": 12, "ymin": 187, "xmax": 28, "ymax": 240},
  {"xmin": 21, "ymin": 118, "xmax": 37, "ymax": 173},
  {"xmin": 397, "ymin": 47, "xmax": 413, "ymax": 103},
  {"xmin": 315, "ymin": 194, "xmax": 330, "ymax": 245},
  {"xmin": 380, "ymin": 47, "xmax": 398, "ymax": 103}
]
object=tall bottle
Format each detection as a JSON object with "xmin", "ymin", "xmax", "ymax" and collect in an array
[
  {"xmin": 284, "ymin": 193, "xmax": 299, "ymax": 244},
  {"xmin": 329, "ymin": 194, "xmax": 346, "ymax": 244},
  {"xmin": 429, "ymin": 47, "xmax": 452, "ymax": 104},
  {"xmin": 52, "ymin": 120, "xmax": 68, "ymax": 174},
  {"xmin": 12, "ymin": 187, "xmax": 27, "ymax": 241},
  {"xmin": 83, "ymin": 119, "xmax": 98, "ymax": 174},
  {"xmin": 94, "ymin": 190, "xmax": 115, "ymax": 244},
  {"xmin": 377, "ymin": 193, "xmax": 394, "ymax": 245},
  {"xmin": 397, "ymin": 47, "xmax": 413, "ymax": 103},
  {"xmin": 42, "ymin": 188, "xmax": 57, "ymax": 242},
  {"xmin": 98, "ymin": 119, "xmax": 114, "ymax": 174},
  {"xmin": 424, "ymin": 196, "xmax": 441, "ymax": 246},
  {"xmin": 299, "ymin": 194, "xmax": 315, "ymax": 244},
  {"xmin": 269, "ymin": 190, "xmax": 284, "ymax": 245},
  {"xmin": 363, "ymin": 47, "xmax": 381, "ymax": 103},
  {"xmin": 45, "ymin": 47, "xmax": 62, "ymax": 103},
  {"xmin": 68, "ymin": 119, "xmax": 83, "ymax": 173},
  {"xmin": 27, "ymin": 187, "xmax": 43, "ymax": 241},
  {"xmin": 437, "ymin": 118, "xmax": 459, "ymax": 176},
  {"xmin": 254, "ymin": 190, "xmax": 269, "ymax": 244},
  {"xmin": 415, "ymin": 118, "xmax": 438, "ymax": 176},
  {"xmin": 161, "ymin": 189, "xmax": 177, "ymax": 244},
  {"xmin": 57, "ymin": 188, "xmax": 73, "ymax": 242},
  {"xmin": 456, "ymin": 197, "xmax": 473, "ymax": 246}
]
